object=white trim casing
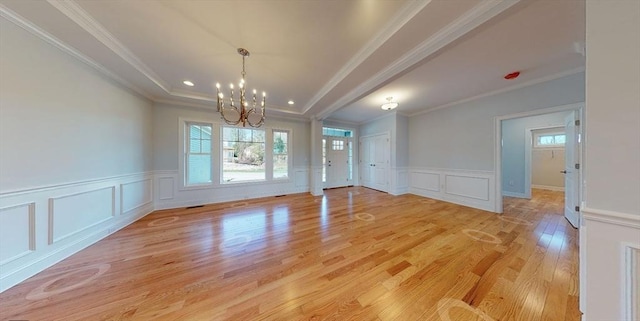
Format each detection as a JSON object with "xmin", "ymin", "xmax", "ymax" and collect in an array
[{"xmin": 581, "ymin": 206, "xmax": 640, "ymax": 321}]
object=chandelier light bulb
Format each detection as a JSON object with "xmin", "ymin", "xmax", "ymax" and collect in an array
[
  {"xmin": 216, "ymin": 83, "xmax": 220, "ymax": 89},
  {"xmin": 230, "ymin": 83, "xmax": 234, "ymax": 89}
]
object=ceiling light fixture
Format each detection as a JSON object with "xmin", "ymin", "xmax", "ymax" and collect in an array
[
  {"xmin": 183, "ymin": 80, "xmax": 194, "ymax": 87},
  {"xmin": 216, "ymin": 48, "xmax": 266, "ymax": 127},
  {"xmin": 381, "ymin": 97, "xmax": 399, "ymax": 111},
  {"xmin": 288, "ymin": 100, "xmax": 295, "ymax": 105}
]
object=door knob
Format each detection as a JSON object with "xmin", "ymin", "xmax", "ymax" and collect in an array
[{"xmin": 560, "ymin": 170, "xmax": 567, "ymax": 174}]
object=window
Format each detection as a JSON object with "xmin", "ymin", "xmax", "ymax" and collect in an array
[
  {"xmin": 273, "ymin": 130, "xmax": 289, "ymax": 179},
  {"xmin": 186, "ymin": 123, "xmax": 212, "ymax": 185},
  {"xmin": 534, "ymin": 132, "xmax": 566, "ymax": 148},
  {"xmin": 322, "ymin": 139, "xmax": 326, "ymax": 183},
  {"xmin": 332, "ymin": 140, "xmax": 344, "ymax": 150},
  {"xmin": 222, "ymin": 127, "xmax": 265, "ymax": 182},
  {"xmin": 323, "ymin": 127, "xmax": 353, "ymax": 137}
]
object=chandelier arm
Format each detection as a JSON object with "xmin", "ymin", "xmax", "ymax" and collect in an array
[
  {"xmin": 220, "ymin": 106, "xmax": 242, "ymax": 125},
  {"xmin": 245, "ymin": 108, "xmax": 266, "ymax": 128}
]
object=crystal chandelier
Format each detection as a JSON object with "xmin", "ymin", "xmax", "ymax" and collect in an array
[{"xmin": 216, "ymin": 48, "xmax": 266, "ymax": 127}]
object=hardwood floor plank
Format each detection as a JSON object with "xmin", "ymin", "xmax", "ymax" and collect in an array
[{"xmin": 0, "ymin": 188, "xmax": 579, "ymax": 321}]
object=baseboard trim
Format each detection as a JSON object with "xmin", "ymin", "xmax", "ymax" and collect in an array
[
  {"xmin": 532, "ymin": 185, "xmax": 564, "ymax": 192},
  {"xmin": 502, "ymin": 191, "xmax": 528, "ymax": 198}
]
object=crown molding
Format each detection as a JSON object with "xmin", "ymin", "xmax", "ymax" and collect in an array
[
  {"xmin": 1, "ymin": 4, "xmax": 153, "ymax": 102},
  {"xmin": 409, "ymin": 67, "xmax": 585, "ymax": 117},
  {"xmin": 315, "ymin": 0, "xmax": 522, "ymax": 121},
  {"xmin": 47, "ymin": 0, "xmax": 172, "ymax": 94},
  {"xmin": 301, "ymin": 0, "xmax": 432, "ymax": 115},
  {"xmin": 154, "ymin": 98, "xmax": 309, "ymax": 122}
]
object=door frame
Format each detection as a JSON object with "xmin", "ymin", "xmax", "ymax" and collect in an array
[{"xmin": 494, "ymin": 102, "xmax": 583, "ymax": 213}]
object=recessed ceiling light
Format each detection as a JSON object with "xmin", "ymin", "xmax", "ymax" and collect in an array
[
  {"xmin": 183, "ymin": 80, "xmax": 194, "ymax": 87},
  {"xmin": 288, "ymin": 100, "xmax": 295, "ymax": 105}
]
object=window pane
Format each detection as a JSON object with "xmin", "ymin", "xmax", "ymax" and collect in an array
[
  {"xmin": 238, "ymin": 129, "xmax": 251, "ymax": 142},
  {"xmin": 222, "ymin": 127, "xmax": 265, "ymax": 182},
  {"xmin": 201, "ymin": 139, "xmax": 211, "ymax": 152},
  {"xmin": 539, "ymin": 135, "xmax": 554, "ymax": 145},
  {"xmin": 273, "ymin": 130, "xmax": 288, "ymax": 179},
  {"xmin": 189, "ymin": 139, "xmax": 200, "ymax": 153},
  {"xmin": 253, "ymin": 130, "xmax": 265, "ymax": 143},
  {"xmin": 555, "ymin": 135, "xmax": 566, "ymax": 144},
  {"xmin": 187, "ymin": 154, "xmax": 211, "ymax": 184},
  {"xmin": 274, "ymin": 155, "xmax": 288, "ymax": 179},
  {"xmin": 223, "ymin": 127, "xmax": 238, "ymax": 141},
  {"xmin": 190, "ymin": 125, "xmax": 201, "ymax": 139}
]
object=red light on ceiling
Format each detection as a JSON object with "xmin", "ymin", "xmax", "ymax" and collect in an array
[{"xmin": 504, "ymin": 71, "xmax": 520, "ymax": 80}]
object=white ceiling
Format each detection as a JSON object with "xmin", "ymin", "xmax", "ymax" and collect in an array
[{"xmin": 0, "ymin": 0, "xmax": 585, "ymax": 124}]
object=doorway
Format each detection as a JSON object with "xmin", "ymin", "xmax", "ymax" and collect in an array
[
  {"xmin": 322, "ymin": 127, "xmax": 354, "ymax": 189},
  {"xmin": 495, "ymin": 103, "xmax": 583, "ymax": 228}
]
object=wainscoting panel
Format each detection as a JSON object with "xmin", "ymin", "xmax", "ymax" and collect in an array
[
  {"xmin": 581, "ymin": 207, "xmax": 640, "ymax": 321},
  {"xmin": 409, "ymin": 168, "xmax": 495, "ymax": 212},
  {"xmin": 48, "ymin": 186, "xmax": 115, "ymax": 244},
  {"xmin": 294, "ymin": 169, "xmax": 309, "ymax": 188},
  {"xmin": 411, "ymin": 172, "xmax": 440, "ymax": 192},
  {"xmin": 120, "ymin": 178, "xmax": 152, "ymax": 215},
  {"xmin": 445, "ymin": 175, "xmax": 489, "ymax": 201},
  {"xmin": 154, "ymin": 167, "xmax": 311, "ymax": 210},
  {"xmin": 0, "ymin": 203, "xmax": 35, "ymax": 265},
  {"xmin": 158, "ymin": 176, "xmax": 175, "ymax": 201},
  {"xmin": 0, "ymin": 172, "xmax": 153, "ymax": 293}
]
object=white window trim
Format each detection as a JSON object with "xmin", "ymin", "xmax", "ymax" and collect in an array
[{"xmin": 178, "ymin": 117, "xmax": 217, "ymax": 190}]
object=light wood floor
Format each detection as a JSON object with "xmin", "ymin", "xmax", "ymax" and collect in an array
[{"xmin": 0, "ymin": 188, "xmax": 579, "ymax": 321}]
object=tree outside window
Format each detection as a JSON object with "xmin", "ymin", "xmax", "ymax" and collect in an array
[
  {"xmin": 222, "ymin": 127, "xmax": 265, "ymax": 182},
  {"xmin": 273, "ymin": 130, "xmax": 288, "ymax": 179}
]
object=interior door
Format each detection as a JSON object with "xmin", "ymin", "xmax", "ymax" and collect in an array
[
  {"xmin": 371, "ymin": 134, "xmax": 389, "ymax": 191},
  {"xmin": 360, "ymin": 133, "xmax": 389, "ymax": 192},
  {"xmin": 563, "ymin": 111, "xmax": 580, "ymax": 228},
  {"xmin": 325, "ymin": 137, "xmax": 349, "ymax": 188}
]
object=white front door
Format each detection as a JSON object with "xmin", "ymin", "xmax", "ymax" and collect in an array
[
  {"xmin": 563, "ymin": 111, "xmax": 580, "ymax": 228},
  {"xmin": 360, "ymin": 133, "xmax": 389, "ymax": 192},
  {"xmin": 325, "ymin": 137, "xmax": 350, "ymax": 188}
]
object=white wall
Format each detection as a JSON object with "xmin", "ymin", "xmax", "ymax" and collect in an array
[
  {"xmin": 582, "ymin": 1, "xmax": 640, "ymax": 320},
  {"xmin": 531, "ymin": 148, "xmax": 565, "ymax": 189},
  {"xmin": 409, "ymin": 72, "xmax": 584, "ymax": 171},
  {"xmin": 152, "ymin": 103, "xmax": 311, "ymax": 208},
  {"xmin": 0, "ymin": 18, "xmax": 154, "ymax": 291},
  {"xmin": 501, "ymin": 111, "xmax": 568, "ymax": 197}
]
